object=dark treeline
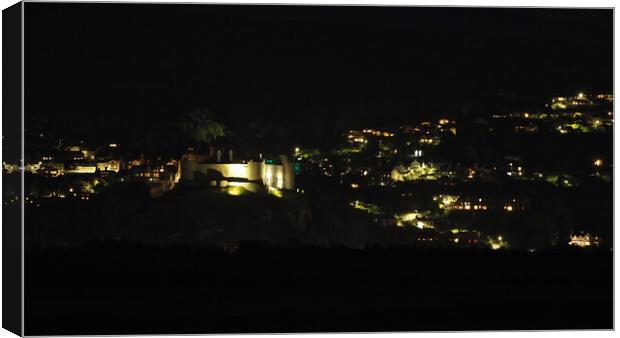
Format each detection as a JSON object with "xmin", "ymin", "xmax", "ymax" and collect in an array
[{"xmin": 25, "ymin": 240, "xmax": 612, "ymax": 335}]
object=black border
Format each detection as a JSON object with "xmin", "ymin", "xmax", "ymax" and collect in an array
[{"xmin": 3, "ymin": 1, "xmax": 23, "ymax": 336}]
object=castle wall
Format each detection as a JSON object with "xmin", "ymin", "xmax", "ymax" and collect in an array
[
  {"xmin": 262, "ymin": 163, "xmax": 284, "ymax": 189},
  {"xmin": 279, "ymin": 155, "xmax": 295, "ymax": 190},
  {"xmin": 195, "ymin": 163, "xmax": 262, "ymax": 181},
  {"xmin": 180, "ymin": 157, "xmax": 295, "ymax": 190}
]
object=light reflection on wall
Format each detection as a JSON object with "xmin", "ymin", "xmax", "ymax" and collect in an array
[{"xmin": 188, "ymin": 157, "xmax": 293, "ymax": 191}]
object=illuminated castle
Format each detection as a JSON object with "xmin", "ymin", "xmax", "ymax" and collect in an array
[
  {"xmin": 178, "ymin": 150, "xmax": 295, "ymax": 193},
  {"xmin": 568, "ymin": 233, "xmax": 601, "ymax": 248}
]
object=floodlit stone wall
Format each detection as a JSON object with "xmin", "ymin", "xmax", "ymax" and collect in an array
[{"xmin": 181, "ymin": 157, "xmax": 295, "ymax": 190}]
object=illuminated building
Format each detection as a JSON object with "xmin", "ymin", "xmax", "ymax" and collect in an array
[
  {"xmin": 433, "ymin": 194, "xmax": 459, "ymax": 209},
  {"xmin": 413, "ymin": 219, "xmax": 434, "ymax": 229},
  {"xmin": 549, "ymin": 92, "xmax": 614, "ymax": 112},
  {"xmin": 39, "ymin": 163, "xmax": 64, "ymax": 177},
  {"xmin": 346, "ymin": 130, "xmax": 366, "ymax": 144},
  {"xmin": 503, "ymin": 197, "xmax": 528, "ymax": 211},
  {"xmin": 467, "ymin": 168, "xmax": 476, "ymax": 179},
  {"xmin": 66, "ymin": 151, "xmax": 85, "ymax": 162},
  {"xmin": 450, "ymin": 229, "xmax": 481, "ymax": 245},
  {"xmin": 500, "ymin": 156, "xmax": 526, "ymax": 178},
  {"xmin": 180, "ymin": 153, "xmax": 295, "ymax": 191},
  {"xmin": 64, "ymin": 164, "xmax": 97, "ymax": 174},
  {"xmin": 361, "ymin": 128, "xmax": 394, "ymax": 137},
  {"xmin": 487, "ymin": 236, "xmax": 507, "ymax": 250},
  {"xmin": 3, "ymin": 162, "xmax": 19, "ymax": 173},
  {"xmin": 24, "ymin": 162, "xmax": 42, "ymax": 173},
  {"xmin": 420, "ymin": 137, "xmax": 432, "ymax": 144},
  {"xmin": 96, "ymin": 160, "xmax": 120, "ymax": 173},
  {"xmin": 569, "ymin": 233, "xmax": 601, "ymax": 248},
  {"xmin": 453, "ymin": 199, "xmax": 488, "ymax": 211},
  {"xmin": 391, "ymin": 160, "xmax": 440, "ymax": 182},
  {"xmin": 550, "ymin": 97, "xmax": 567, "ymax": 110},
  {"xmin": 596, "ymin": 94, "xmax": 613, "ymax": 102}
]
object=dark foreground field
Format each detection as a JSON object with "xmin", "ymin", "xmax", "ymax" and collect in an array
[{"xmin": 25, "ymin": 242, "xmax": 612, "ymax": 335}]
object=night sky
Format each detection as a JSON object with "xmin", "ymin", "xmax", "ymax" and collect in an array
[{"xmin": 25, "ymin": 4, "xmax": 613, "ymax": 144}]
